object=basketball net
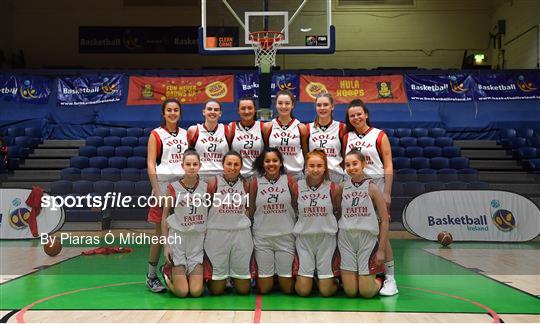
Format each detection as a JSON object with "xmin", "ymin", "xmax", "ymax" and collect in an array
[{"xmin": 249, "ymin": 31, "xmax": 284, "ymax": 74}]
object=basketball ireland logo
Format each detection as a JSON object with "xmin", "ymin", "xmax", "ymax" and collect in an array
[
  {"xmin": 490, "ymin": 200, "xmax": 516, "ymax": 232},
  {"xmin": 8, "ymin": 198, "xmax": 31, "ymax": 230}
]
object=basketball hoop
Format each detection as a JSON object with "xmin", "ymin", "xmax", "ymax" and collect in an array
[{"xmin": 249, "ymin": 31, "xmax": 284, "ymax": 73}]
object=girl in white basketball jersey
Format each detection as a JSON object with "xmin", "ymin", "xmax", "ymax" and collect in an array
[
  {"xmin": 161, "ymin": 150, "xmax": 207, "ymax": 298},
  {"xmin": 188, "ymin": 100, "xmax": 229, "ymax": 176},
  {"xmin": 342, "ymin": 99, "xmax": 398, "ymax": 296},
  {"xmin": 204, "ymin": 151, "xmax": 253, "ymax": 295},
  {"xmin": 307, "ymin": 93, "xmax": 346, "ymax": 183},
  {"xmin": 263, "ymin": 90, "xmax": 308, "ymax": 180},
  {"xmin": 249, "ymin": 147, "xmax": 298, "ymax": 294},
  {"xmin": 294, "ymin": 149, "xmax": 340, "ymax": 297},
  {"xmin": 227, "ymin": 97, "xmax": 264, "ymax": 179},
  {"xmin": 146, "ymin": 99, "xmax": 189, "ymax": 293},
  {"xmin": 338, "ymin": 149, "xmax": 389, "ymax": 298}
]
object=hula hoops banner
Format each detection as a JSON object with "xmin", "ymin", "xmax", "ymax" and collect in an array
[
  {"xmin": 0, "ymin": 75, "xmax": 51, "ymax": 104},
  {"xmin": 402, "ymin": 190, "xmax": 540, "ymax": 242},
  {"xmin": 127, "ymin": 75, "xmax": 234, "ymax": 105},
  {"xmin": 299, "ymin": 75, "xmax": 407, "ymax": 104},
  {"xmin": 0, "ymin": 188, "xmax": 65, "ymax": 240}
]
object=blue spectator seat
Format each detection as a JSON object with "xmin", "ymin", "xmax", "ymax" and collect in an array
[
  {"xmin": 81, "ymin": 167, "xmax": 101, "ymax": 181},
  {"xmin": 73, "ymin": 180, "xmax": 93, "ymax": 195},
  {"xmin": 121, "ymin": 136, "xmax": 139, "ymax": 147},
  {"xmin": 383, "ymin": 128, "xmax": 395, "ymax": 137},
  {"xmin": 86, "ymin": 136, "xmax": 104, "ymax": 147},
  {"xmin": 396, "ymin": 128, "xmax": 412, "ymax": 137},
  {"xmin": 121, "ymin": 168, "xmax": 140, "ymax": 181},
  {"xmin": 405, "ymin": 146, "xmax": 423, "ymax": 158},
  {"xmin": 93, "ymin": 128, "xmax": 110, "ymax": 137},
  {"xmin": 97, "ymin": 146, "xmax": 115, "ymax": 158},
  {"xmin": 114, "ymin": 180, "xmax": 135, "ymax": 195},
  {"xmin": 60, "ymin": 167, "xmax": 81, "ymax": 181},
  {"xmin": 399, "ymin": 137, "xmax": 417, "ymax": 147},
  {"xmin": 79, "ymin": 146, "xmax": 97, "ymax": 158},
  {"xmin": 110, "ymin": 128, "xmax": 127, "ymax": 137},
  {"xmin": 127, "ymin": 156, "xmax": 146, "ymax": 169},
  {"xmin": 115, "ymin": 146, "xmax": 133, "ymax": 158},
  {"xmin": 516, "ymin": 128, "xmax": 534, "ymax": 138},
  {"xmin": 437, "ymin": 168, "xmax": 458, "ymax": 182},
  {"xmin": 89, "ymin": 156, "xmax": 108, "ymax": 169},
  {"xmin": 396, "ymin": 168, "xmax": 416, "ymax": 182},
  {"xmin": 51, "ymin": 180, "xmax": 72, "ymax": 195},
  {"xmin": 138, "ymin": 136, "xmax": 149, "ymax": 146},
  {"xmin": 435, "ymin": 137, "xmax": 453, "ymax": 147},
  {"xmin": 412, "ymin": 128, "xmax": 428, "ymax": 138},
  {"xmin": 389, "ymin": 137, "xmax": 399, "ymax": 147},
  {"xmin": 135, "ymin": 181, "xmax": 152, "ymax": 196},
  {"xmin": 417, "ymin": 168, "xmax": 437, "ymax": 182},
  {"xmin": 423, "ymin": 146, "xmax": 442, "ymax": 158},
  {"xmin": 70, "ymin": 156, "xmax": 89, "ymax": 169},
  {"xmin": 93, "ymin": 180, "xmax": 115, "ymax": 195},
  {"xmin": 103, "ymin": 136, "xmax": 121, "ymax": 147},
  {"xmin": 127, "ymin": 128, "xmax": 143, "ymax": 138},
  {"xmin": 133, "ymin": 146, "xmax": 147, "ymax": 157},
  {"xmin": 430, "ymin": 157, "xmax": 450, "ymax": 170},
  {"xmin": 109, "ymin": 157, "xmax": 127, "ymax": 169},
  {"xmin": 411, "ymin": 157, "xmax": 430, "ymax": 170},
  {"xmin": 101, "ymin": 168, "xmax": 121, "ymax": 181},
  {"xmin": 428, "ymin": 128, "xmax": 446, "ymax": 137},
  {"xmin": 393, "ymin": 157, "xmax": 411, "ymax": 169},
  {"xmin": 442, "ymin": 146, "xmax": 461, "ymax": 158},
  {"xmin": 417, "ymin": 137, "xmax": 435, "ymax": 148},
  {"xmin": 392, "ymin": 146, "xmax": 405, "ymax": 157}
]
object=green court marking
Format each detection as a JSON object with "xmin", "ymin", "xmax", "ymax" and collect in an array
[{"xmin": 1, "ymin": 240, "xmax": 539, "ymax": 314}]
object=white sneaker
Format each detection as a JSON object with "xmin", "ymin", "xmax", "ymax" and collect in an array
[{"xmin": 379, "ymin": 276, "xmax": 399, "ymax": 296}]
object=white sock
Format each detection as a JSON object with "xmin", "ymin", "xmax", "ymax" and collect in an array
[
  {"xmin": 148, "ymin": 262, "xmax": 158, "ymax": 279},
  {"xmin": 384, "ymin": 260, "xmax": 395, "ymax": 277}
]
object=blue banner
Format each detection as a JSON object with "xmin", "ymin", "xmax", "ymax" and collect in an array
[
  {"xmin": 0, "ymin": 75, "xmax": 51, "ymax": 104},
  {"xmin": 405, "ymin": 74, "xmax": 475, "ymax": 102},
  {"xmin": 57, "ymin": 75, "xmax": 123, "ymax": 106},
  {"xmin": 473, "ymin": 73, "xmax": 540, "ymax": 101},
  {"xmin": 236, "ymin": 73, "xmax": 299, "ymax": 99}
]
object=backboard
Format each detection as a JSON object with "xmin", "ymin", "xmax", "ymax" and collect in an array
[{"xmin": 199, "ymin": 0, "xmax": 334, "ymax": 55}]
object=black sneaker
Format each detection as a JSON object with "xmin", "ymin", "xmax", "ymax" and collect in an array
[{"xmin": 146, "ymin": 274, "xmax": 166, "ymax": 293}]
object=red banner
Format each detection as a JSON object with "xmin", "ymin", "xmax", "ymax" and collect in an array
[
  {"xmin": 127, "ymin": 75, "xmax": 234, "ymax": 106},
  {"xmin": 299, "ymin": 75, "xmax": 407, "ymax": 104}
]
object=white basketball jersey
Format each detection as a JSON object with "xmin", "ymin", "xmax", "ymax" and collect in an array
[
  {"xmin": 151, "ymin": 127, "xmax": 189, "ymax": 181},
  {"xmin": 267, "ymin": 118, "xmax": 304, "ymax": 174},
  {"xmin": 253, "ymin": 175, "xmax": 297, "ymax": 238},
  {"xmin": 207, "ymin": 176, "xmax": 250, "ymax": 230},
  {"xmin": 167, "ymin": 179, "xmax": 208, "ymax": 233},
  {"xmin": 293, "ymin": 180, "xmax": 337, "ymax": 235},
  {"xmin": 338, "ymin": 178, "xmax": 379, "ymax": 235},
  {"xmin": 230, "ymin": 121, "xmax": 264, "ymax": 177},
  {"xmin": 307, "ymin": 120, "xmax": 344, "ymax": 175},
  {"xmin": 344, "ymin": 127, "xmax": 385, "ymax": 177},
  {"xmin": 193, "ymin": 123, "xmax": 229, "ymax": 175}
]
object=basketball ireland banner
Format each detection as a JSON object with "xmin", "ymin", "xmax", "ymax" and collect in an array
[
  {"xmin": 402, "ymin": 190, "xmax": 540, "ymax": 242},
  {"xmin": 57, "ymin": 75, "xmax": 123, "ymax": 106},
  {"xmin": 299, "ymin": 75, "xmax": 407, "ymax": 104},
  {"xmin": 0, "ymin": 188, "xmax": 65, "ymax": 239},
  {"xmin": 405, "ymin": 74, "xmax": 475, "ymax": 101},
  {"xmin": 127, "ymin": 75, "xmax": 234, "ymax": 106},
  {"xmin": 236, "ymin": 73, "xmax": 299, "ymax": 99},
  {"xmin": 472, "ymin": 72, "xmax": 540, "ymax": 101},
  {"xmin": 0, "ymin": 75, "xmax": 51, "ymax": 104}
]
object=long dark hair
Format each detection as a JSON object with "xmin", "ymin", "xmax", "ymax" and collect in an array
[
  {"xmin": 344, "ymin": 99, "xmax": 371, "ymax": 133},
  {"xmin": 253, "ymin": 147, "xmax": 286, "ymax": 176},
  {"xmin": 160, "ymin": 98, "xmax": 182, "ymax": 128}
]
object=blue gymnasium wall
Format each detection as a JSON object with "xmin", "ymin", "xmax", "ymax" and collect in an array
[{"xmin": 1, "ymin": 69, "xmax": 540, "ymax": 140}]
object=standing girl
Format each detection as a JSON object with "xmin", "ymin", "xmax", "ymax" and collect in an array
[
  {"xmin": 146, "ymin": 98, "xmax": 189, "ymax": 293},
  {"xmin": 338, "ymin": 149, "xmax": 389, "ymax": 298},
  {"xmin": 307, "ymin": 93, "xmax": 346, "ymax": 183},
  {"xmin": 294, "ymin": 149, "xmax": 340, "ymax": 297},
  {"xmin": 263, "ymin": 90, "xmax": 308, "ymax": 180},
  {"xmin": 249, "ymin": 147, "xmax": 298, "ymax": 294},
  {"xmin": 228, "ymin": 96, "xmax": 264, "ymax": 179},
  {"xmin": 188, "ymin": 99, "xmax": 230, "ymax": 177}
]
